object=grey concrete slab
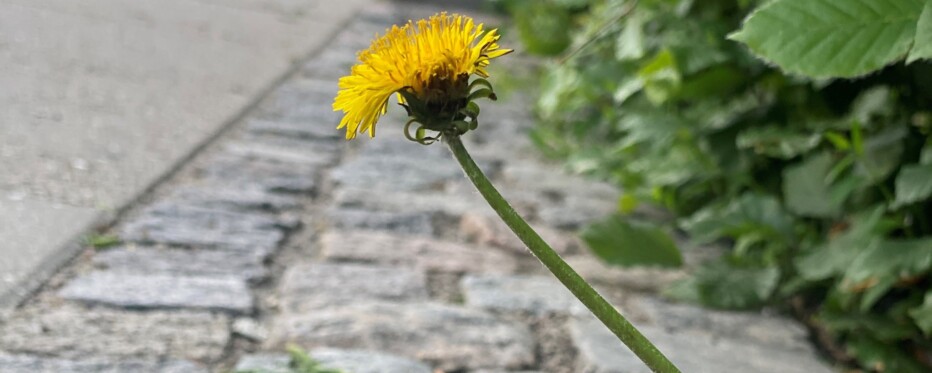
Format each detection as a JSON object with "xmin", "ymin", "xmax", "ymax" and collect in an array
[
  {"xmin": 0, "ymin": 200, "xmax": 101, "ymax": 313},
  {"xmin": 0, "ymin": 0, "xmax": 372, "ymax": 310},
  {"xmin": 0, "ymin": 0, "xmax": 369, "ymax": 209}
]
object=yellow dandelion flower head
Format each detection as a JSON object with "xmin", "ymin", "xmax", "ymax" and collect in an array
[{"xmin": 332, "ymin": 12, "xmax": 512, "ymax": 139}]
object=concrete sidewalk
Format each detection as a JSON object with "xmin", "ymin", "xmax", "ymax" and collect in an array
[{"xmin": 0, "ymin": 0, "xmax": 371, "ymax": 311}]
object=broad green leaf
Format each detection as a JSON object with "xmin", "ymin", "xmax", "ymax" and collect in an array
[
  {"xmin": 843, "ymin": 238, "xmax": 932, "ymax": 306},
  {"xmin": 680, "ymin": 193, "xmax": 795, "ymax": 245},
  {"xmin": 736, "ymin": 127, "xmax": 821, "ymax": 159},
  {"xmin": 857, "ymin": 277, "xmax": 896, "ymax": 311},
  {"xmin": 909, "ymin": 291, "xmax": 932, "ymax": 336},
  {"xmin": 676, "ymin": 66, "xmax": 745, "ymax": 100},
  {"xmin": 795, "ymin": 207, "xmax": 886, "ymax": 281},
  {"xmin": 894, "ymin": 164, "xmax": 932, "ymax": 206},
  {"xmin": 819, "ymin": 302, "xmax": 916, "ymax": 341},
  {"xmin": 581, "ymin": 215, "xmax": 684, "ymax": 268},
  {"xmin": 616, "ymin": 110, "xmax": 686, "ymax": 147},
  {"xmin": 514, "ymin": 1, "xmax": 572, "ymax": 56},
  {"xmin": 846, "ymin": 335, "xmax": 928, "ymax": 373},
  {"xmin": 639, "ymin": 50, "xmax": 678, "ymax": 78},
  {"xmin": 828, "ymin": 173, "xmax": 864, "ymax": 208},
  {"xmin": 783, "ymin": 152, "xmax": 841, "ymax": 217},
  {"xmin": 692, "ymin": 262, "xmax": 780, "ymax": 309},
  {"xmin": 729, "ymin": 0, "xmax": 925, "ymax": 78},
  {"xmin": 850, "ymin": 87, "xmax": 894, "ymax": 126},
  {"xmin": 857, "ymin": 127, "xmax": 906, "ymax": 183},
  {"xmin": 796, "ymin": 245, "xmax": 857, "ymax": 283},
  {"xmin": 907, "ymin": 1, "xmax": 932, "ymax": 63},
  {"xmin": 685, "ymin": 92, "xmax": 761, "ymax": 131},
  {"xmin": 845, "ymin": 238, "xmax": 932, "ymax": 284},
  {"xmin": 662, "ymin": 17, "xmax": 730, "ymax": 74},
  {"xmin": 629, "ymin": 146, "xmax": 709, "ymax": 187},
  {"xmin": 922, "ymin": 141, "xmax": 932, "ymax": 164},
  {"xmin": 616, "ymin": 14, "xmax": 646, "ymax": 61},
  {"xmin": 663, "ymin": 276, "xmax": 702, "ymax": 303},
  {"xmin": 638, "ymin": 49, "xmax": 681, "ymax": 105},
  {"xmin": 538, "ymin": 66, "xmax": 580, "ymax": 119},
  {"xmin": 551, "ymin": 0, "xmax": 591, "ymax": 9},
  {"xmin": 706, "ymin": 126, "xmax": 750, "ymax": 175},
  {"xmin": 613, "ymin": 76, "xmax": 644, "ymax": 104}
]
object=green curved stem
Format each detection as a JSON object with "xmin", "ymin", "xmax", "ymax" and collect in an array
[{"xmin": 445, "ymin": 134, "xmax": 681, "ymax": 373}]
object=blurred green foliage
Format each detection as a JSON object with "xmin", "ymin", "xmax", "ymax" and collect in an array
[{"xmin": 494, "ymin": 0, "xmax": 932, "ymax": 371}]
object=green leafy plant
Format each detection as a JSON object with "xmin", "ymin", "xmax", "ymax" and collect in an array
[
  {"xmin": 498, "ymin": 0, "xmax": 932, "ymax": 371},
  {"xmin": 234, "ymin": 346, "xmax": 343, "ymax": 373},
  {"xmin": 84, "ymin": 233, "xmax": 121, "ymax": 250},
  {"xmin": 286, "ymin": 346, "xmax": 343, "ymax": 373},
  {"xmin": 582, "ymin": 215, "xmax": 683, "ymax": 268}
]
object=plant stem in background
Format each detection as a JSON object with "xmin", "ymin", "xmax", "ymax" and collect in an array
[{"xmin": 444, "ymin": 134, "xmax": 681, "ymax": 373}]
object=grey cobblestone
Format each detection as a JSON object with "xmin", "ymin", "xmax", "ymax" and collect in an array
[
  {"xmin": 627, "ymin": 296, "xmax": 814, "ymax": 352},
  {"xmin": 564, "ymin": 255, "xmax": 686, "ymax": 293},
  {"xmin": 332, "ymin": 187, "xmax": 488, "ymax": 217},
  {"xmin": 459, "ymin": 212, "xmax": 581, "ymax": 255},
  {"xmin": 232, "ymin": 317, "xmax": 269, "ymax": 343},
  {"xmin": 235, "ymin": 349, "xmax": 433, "ymax": 373},
  {"xmin": 243, "ymin": 133, "xmax": 342, "ymax": 156},
  {"xmin": 536, "ymin": 194, "xmax": 618, "ymax": 230},
  {"xmin": 500, "ymin": 161, "xmax": 619, "ymax": 201},
  {"xmin": 59, "ymin": 271, "xmax": 253, "ymax": 314},
  {"xmin": 279, "ymin": 262, "xmax": 428, "ymax": 313},
  {"xmin": 354, "ymin": 134, "xmax": 448, "ymax": 159},
  {"xmin": 569, "ymin": 316, "xmax": 832, "ymax": 373},
  {"xmin": 270, "ymin": 301, "xmax": 536, "ymax": 371},
  {"xmin": 463, "ymin": 98, "xmax": 536, "ymax": 151},
  {"xmin": 0, "ymin": 305, "xmax": 229, "ymax": 362},
  {"xmin": 320, "ymin": 230, "xmax": 518, "ymax": 274},
  {"xmin": 197, "ymin": 154, "xmax": 318, "ymax": 195},
  {"xmin": 301, "ymin": 51, "xmax": 356, "ymax": 80},
  {"xmin": 331, "ymin": 154, "xmax": 461, "ymax": 192},
  {"xmin": 92, "ymin": 246, "xmax": 267, "ymax": 283},
  {"xmin": 245, "ymin": 118, "xmax": 342, "ymax": 142},
  {"xmin": 331, "ymin": 135, "xmax": 496, "ymax": 193},
  {"xmin": 257, "ymin": 79, "xmax": 340, "ymax": 123},
  {"xmin": 327, "ymin": 208, "xmax": 437, "ymax": 236},
  {"xmin": 0, "ymin": 353, "xmax": 205, "ymax": 373},
  {"xmin": 310, "ymin": 348, "xmax": 433, "ymax": 373},
  {"xmin": 497, "ymin": 161, "xmax": 621, "ymax": 229},
  {"xmin": 120, "ymin": 202, "xmax": 285, "ymax": 256},
  {"xmin": 223, "ymin": 138, "xmax": 337, "ymax": 167},
  {"xmin": 301, "ymin": 26, "xmax": 376, "ymax": 79},
  {"xmin": 233, "ymin": 353, "xmax": 291, "ymax": 373},
  {"xmin": 462, "ymin": 274, "xmax": 586, "ymax": 316},
  {"xmin": 168, "ymin": 186, "xmax": 300, "ymax": 213}
]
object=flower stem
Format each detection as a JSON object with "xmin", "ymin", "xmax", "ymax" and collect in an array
[{"xmin": 445, "ymin": 134, "xmax": 681, "ymax": 373}]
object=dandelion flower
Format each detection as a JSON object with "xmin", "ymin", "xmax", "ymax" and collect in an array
[{"xmin": 333, "ymin": 12, "xmax": 512, "ymax": 139}]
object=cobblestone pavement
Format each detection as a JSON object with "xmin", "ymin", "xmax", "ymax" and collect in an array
[{"xmin": 0, "ymin": 3, "xmax": 836, "ymax": 373}]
